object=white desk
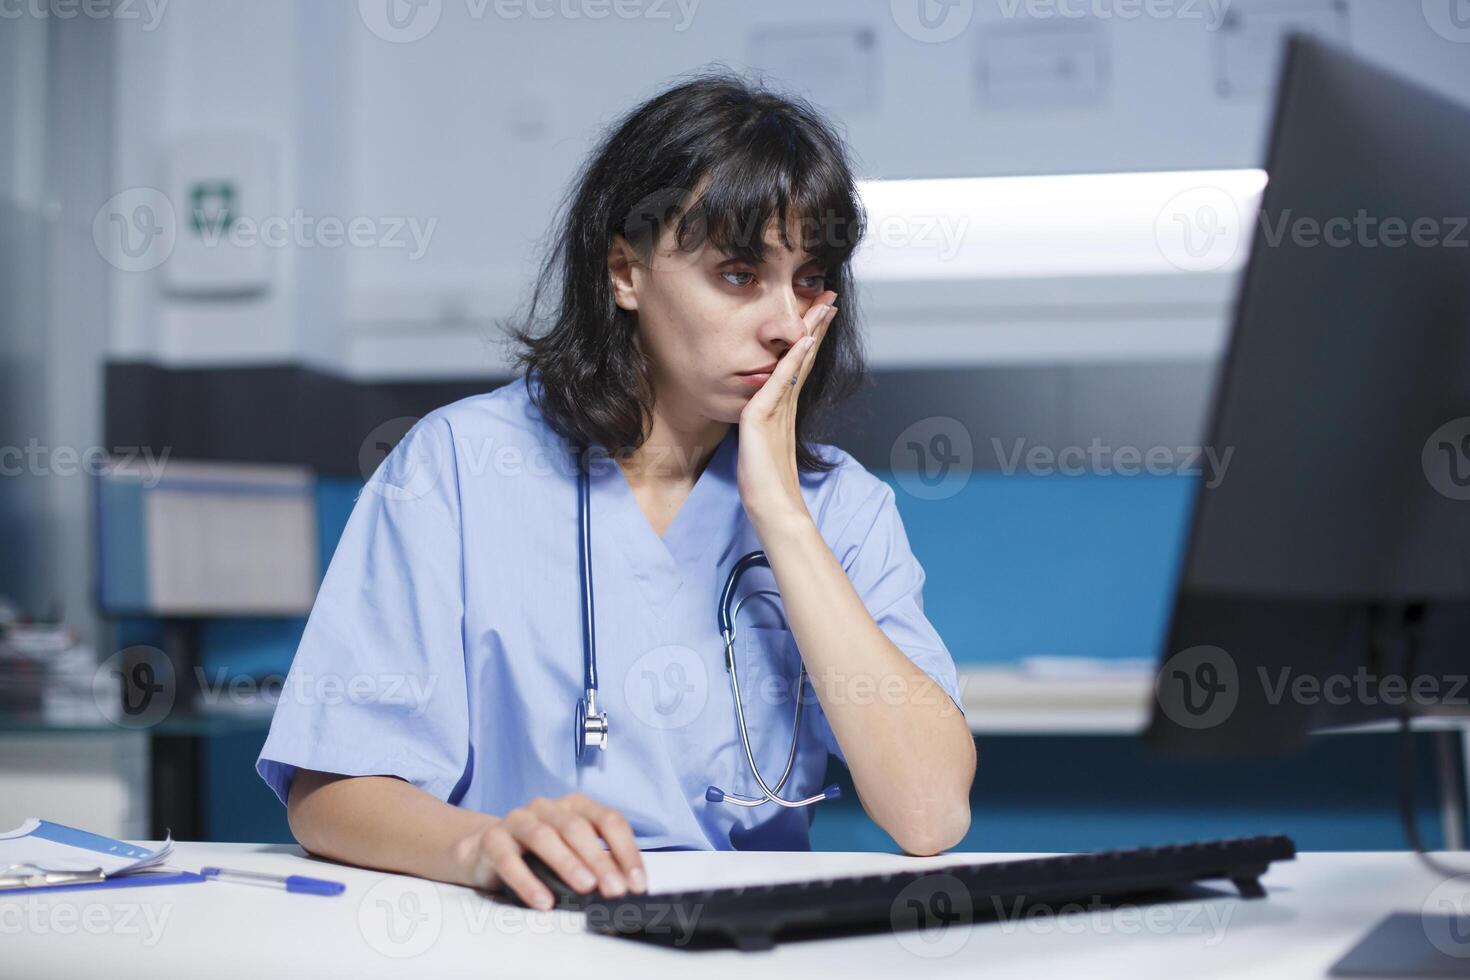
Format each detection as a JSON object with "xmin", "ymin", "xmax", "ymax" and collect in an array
[{"xmin": 5, "ymin": 841, "xmax": 1467, "ymax": 979}]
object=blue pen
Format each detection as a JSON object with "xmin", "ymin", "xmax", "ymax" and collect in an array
[{"xmin": 199, "ymin": 866, "xmax": 344, "ymax": 896}]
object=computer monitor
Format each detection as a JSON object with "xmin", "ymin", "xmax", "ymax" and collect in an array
[{"xmin": 1145, "ymin": 36, "xmax": 1470, "ymax": 758}]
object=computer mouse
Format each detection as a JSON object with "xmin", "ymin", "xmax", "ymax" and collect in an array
[{"xmin": 511, "ymin": 852, "xmax": 599, "ymax": 910}]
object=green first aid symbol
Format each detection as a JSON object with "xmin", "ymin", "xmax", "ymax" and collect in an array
[{"xmin": 188, "ymin": 181, "xmax": 237, "ymax": 236}]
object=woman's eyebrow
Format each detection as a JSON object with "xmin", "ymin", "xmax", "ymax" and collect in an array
[
  {"xmin": 716, "ymin": 247, "xmax": 819, "ymax": 267},
  {"xmin": 715, "ymin": 242, "xmax": 767, "ymax": 265}
]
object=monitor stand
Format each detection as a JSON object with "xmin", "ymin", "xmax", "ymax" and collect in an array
[{"xmin": 1330, "ymin": 913, "xmax": 1470, "ymax": 977}]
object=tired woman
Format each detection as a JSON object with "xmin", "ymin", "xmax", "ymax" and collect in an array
[{"xmin": 257, "ymin": 69, "xmax": 975, "ymax": 911}]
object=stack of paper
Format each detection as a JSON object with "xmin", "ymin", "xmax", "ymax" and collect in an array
[{"xmin": 0, "ymin": 819, "xmax": 179, "ymax": 891}]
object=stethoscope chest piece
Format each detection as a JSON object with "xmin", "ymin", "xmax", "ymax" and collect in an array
[{"xmin": 576, "ymin": 689, "xmax": 609, "ymax": 760}]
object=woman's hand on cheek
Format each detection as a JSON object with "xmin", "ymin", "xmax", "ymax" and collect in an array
[{"xmin": 735, "ymin": 289, "xmax": 837, "ymax": 533}]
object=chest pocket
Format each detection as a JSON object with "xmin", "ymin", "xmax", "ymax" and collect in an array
[{"xmin": 734, "ymin": 625, "xmax": 812, "ymax": 795}]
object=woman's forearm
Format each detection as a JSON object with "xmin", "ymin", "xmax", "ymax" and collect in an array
[
  {"xmin": 287, "ymin": 769, "xmax": 497, "ymax": 887},
  {"xmin": 755, "ymin": 513, "xmax": 977, "ymax": 855}
]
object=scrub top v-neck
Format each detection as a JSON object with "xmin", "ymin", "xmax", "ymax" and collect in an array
[
  {"xmin": 257, "ymin": 371, "xmax": 964, "ymax": 851},
  {"xmin": 599, "ymin": 420, "xmax": 741, "ymax": 615}
]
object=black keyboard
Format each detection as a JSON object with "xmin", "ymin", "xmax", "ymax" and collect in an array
[{"xmin": 554, "ymin": 834, "xmax": 1296, "ymax": 951}]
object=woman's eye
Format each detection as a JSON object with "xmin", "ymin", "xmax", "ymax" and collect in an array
[{"xmin": 719, "ymin": 270, "xmax": 826, "ymax": 290}]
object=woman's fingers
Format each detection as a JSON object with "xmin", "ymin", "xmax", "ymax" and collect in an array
[
  {"xmin": 569, "ymin": 794, "xmax": 647, "ymax": 893},
  {"xmin": 808, "ymin": 289, "xmax": 838, "ymax": 329},
  {"xmin": 788, "ymin": 293, "xmax": 837, "ymax": 393},
  {"xmin": 798, "ymin": 305, "xmax": 836, "ymax": 385},
  {"xmin": 771, "ymin": 333, "xmax": 815, "ymax": 397},
  {"xmin": 481, "ymin": 824, "xmax": 556, "ymax": 910},
  {"xmin": 777, "ymin": 304, "xmax": 833, "ymax": 402},
  {"xmin": 539, "ymin": 805, "xmax": 627, "ymax": 897},
  {"xmin": 482, "ymin": 795, "xmax": 647, "ymax": 907},
  {"xmin": 749, "ymin": 292, "xmax": 837, "ymax": 411},
  {"xmin": 505, "ymin": 806, "xmax": 599, "ymax": 894},
  {"xmin": 806, "ymin": 289, "xmax": 837, "ymax": 342}
]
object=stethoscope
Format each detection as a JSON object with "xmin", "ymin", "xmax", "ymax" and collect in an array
[{"xmin": 574, "ymin": 450, "xmax": 840, "ymax": 809}]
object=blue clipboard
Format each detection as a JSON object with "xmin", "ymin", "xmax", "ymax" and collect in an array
[{"xmin": 0, "ymin": 870, "xmax": 206, "ymax": 897}]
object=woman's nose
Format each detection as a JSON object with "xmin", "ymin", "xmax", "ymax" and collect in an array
[{"xmin": 765, "ymin": 289, "xmax": 834, "ymax": 348}]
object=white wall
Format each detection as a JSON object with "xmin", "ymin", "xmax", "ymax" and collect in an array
[
  {"xmin": 110, "ymin": 1, "xmax": 312, "ymax": 365},
  {"xmin": 106, "ymin": 0, "xmax": 1470, "ymax": 376}
]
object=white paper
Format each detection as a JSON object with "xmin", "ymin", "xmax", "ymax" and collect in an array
[{"xmin": 0, "ymin": 819, "xmax": 174, "ymax": 877}]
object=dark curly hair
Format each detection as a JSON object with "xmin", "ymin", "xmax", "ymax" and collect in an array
[{"xmin": 505, "ymin": 66, "xmax": 869, "ymax": 474}]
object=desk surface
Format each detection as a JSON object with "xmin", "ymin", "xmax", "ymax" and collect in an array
[{"xmin": 5, "ymin": 842, "xmax": 1467, "ymax": 979}]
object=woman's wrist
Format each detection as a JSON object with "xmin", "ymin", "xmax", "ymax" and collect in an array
[
  {"xmin": 748, "ymin": 503, "xmax": 816, "ymax": 541},
  {"xmin": 448, "ymin": 813, "xmax": 502, "ymax": 887}
]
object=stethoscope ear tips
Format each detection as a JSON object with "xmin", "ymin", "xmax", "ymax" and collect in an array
[{"xmin": 703, "ymin": 783, "xmax": 840, "ymax": 806}]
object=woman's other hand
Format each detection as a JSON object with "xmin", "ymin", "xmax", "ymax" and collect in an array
[{"xmin": 451, "ymin": 791, "xmax": 647, "ymax": 909}]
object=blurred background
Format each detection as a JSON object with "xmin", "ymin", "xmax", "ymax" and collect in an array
[{"xmin": 1, "ymin": 0, "xmax": 1467, "ymax": 850}]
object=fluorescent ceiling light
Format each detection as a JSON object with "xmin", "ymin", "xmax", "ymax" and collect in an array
[{"xmin": 854, "ymin": 169, "xmax": 1269, "ymax": 281}]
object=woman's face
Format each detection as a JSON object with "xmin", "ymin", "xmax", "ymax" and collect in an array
[{"xmin": 608, "ymin": 212, "xmax": 831, "ymax": 428}]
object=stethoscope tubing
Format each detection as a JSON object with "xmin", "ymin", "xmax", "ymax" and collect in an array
[
  {"xmin": 574, "ymin": 448, "xmax": 836, "ymax": 808},
  {"xmin": 578, "ymin": 447, "xmax": 597, "ymax": 694}
]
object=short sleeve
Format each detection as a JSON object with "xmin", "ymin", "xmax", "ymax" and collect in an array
[
  {"xmin": 813, "ymin": 481, "xmax": 967, "ymax": 765},
  {"xmin": 255, "ymin": 412, "xmax": 471, "ymax": 807}
]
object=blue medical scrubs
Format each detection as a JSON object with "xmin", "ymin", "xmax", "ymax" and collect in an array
[{"xmin": 257, "ymin": 371, "xmax": 964, "ymax": 850}]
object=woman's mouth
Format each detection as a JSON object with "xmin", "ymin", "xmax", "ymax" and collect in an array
[{"xmin": 737, "ymin": 363, "xmax": 777, "ymax": 386}]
